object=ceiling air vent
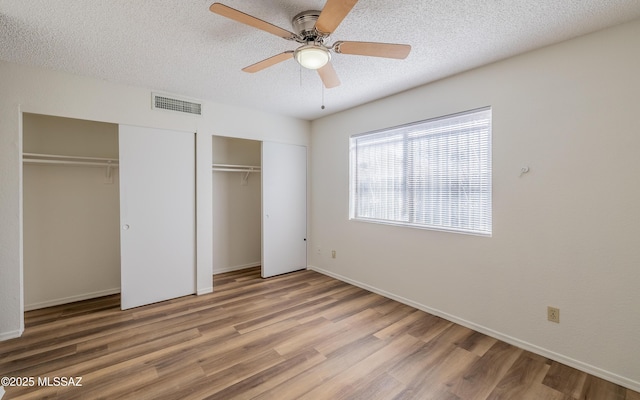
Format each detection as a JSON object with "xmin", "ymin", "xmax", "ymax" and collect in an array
[{"xmin": 152, "ymin": 93, "xmax": 202, "ymax": 116}]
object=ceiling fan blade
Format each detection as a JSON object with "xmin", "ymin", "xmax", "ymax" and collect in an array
[
  {"xmin": 334, "ymin": 41, "xmax": 411, "ymax": 59},
  {"xmin": 210, "ymin": 3, "xmax": 297, "ymax": 40},
  {"xmin": 315, "ymin": 0, "xmax": 358, "ymax": 35},
  {"xmin": 317, "ymin": 62, "xmax": 340, "ymax": 88},
  {"xmin": 242, "ymin": 51, "xmax": 294, "ymax": 73}
]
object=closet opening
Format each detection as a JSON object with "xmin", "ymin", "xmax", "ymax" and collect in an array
[
  {"xmin": 22, "ymin": 113, "xmax": 121, "ymax": 311},
  {"xmin": 211, "ymin": 136, "xmax": 308, "ymax": 281},
  {"xmin": 212, "ymin": 136, "xmax": 262, "ymax": 275}
]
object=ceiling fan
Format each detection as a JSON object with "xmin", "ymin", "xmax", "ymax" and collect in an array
[{"xmin": 209, "ymin": 0, "xmax": 411, "ymax": 88}]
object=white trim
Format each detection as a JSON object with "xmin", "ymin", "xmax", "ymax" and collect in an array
[
  {"xmin": 24, "ymin": 288, "xmax": 121, "ymax": 311},
  {"xmin": 213, "ymin": 262, "xmax": 261, "ymax": 275},
  {"xmin": 307, "ymin": 265, "xmax": 640, "ymax": 393},
  {"xmin": 0, "ymin": 329, "xmax": 23, "ymax": 342},
  {"xmin": 1, "ymin": 385, "xmax": 5, "ymax": 399},
  {"xmin": 197, "ymin": 287, "xmax": 213, "ymax": 295},
  {"xmin": 18, "ymin": 106, "xmax": 25, "ymax": 348}
]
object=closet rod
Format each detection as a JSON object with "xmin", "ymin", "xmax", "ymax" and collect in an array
[
  {"xmin": 212, "ymin": 167, "xmax": 260, "ymax": 173},
  {"xmin": 212, "ymin": 163, "xmax": 261, "ymax": 171},
  {"xmin": 23, "ymin": 153, "xmax": 119, "ymax": 163},
  {"xmin": 23, "ymin": 159, "xmax": 119, "ymax": 167}
]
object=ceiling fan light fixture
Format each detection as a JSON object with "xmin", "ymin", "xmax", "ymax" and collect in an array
[{"xmin": 295, "ymin": 45, "xmax": 330, "ymax": 70}]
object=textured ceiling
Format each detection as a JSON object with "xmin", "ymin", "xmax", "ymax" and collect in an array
[{"xmin": 2, "ymin": 1, "xmax": 640, "ymax": 121}]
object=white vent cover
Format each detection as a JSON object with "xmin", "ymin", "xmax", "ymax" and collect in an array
[{"xmin": 152, "ymin": 93, "xmax": 202, "ymax": 115}]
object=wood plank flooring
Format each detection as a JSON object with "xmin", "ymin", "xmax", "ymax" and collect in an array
[{"xmin": 1, "ymin": 267, "xmax": 638, "ymax": 399}]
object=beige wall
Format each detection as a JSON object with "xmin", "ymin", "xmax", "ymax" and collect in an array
[{"xmin": 309, "ymin": 19, "xmax": 640, "ymax": 390}]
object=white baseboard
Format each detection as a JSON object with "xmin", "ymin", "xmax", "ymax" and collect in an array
[
  {"xmin": 24, "ymin": 288, "xmax": 121, "ymax": 311},
  {"xmin": 0, "ymin": 328, "xmax": 23, "ymax": 342},
  {"xmin": 197, "ymin": 287, "xmax": 213, "ymax": 295},
  {"xmin": 213, "ymin": 262, "xmax": 260, "ymax": 275},
  {"xmin": 307, "ymin": 265, "xmax": 640, "ymax": 393}
]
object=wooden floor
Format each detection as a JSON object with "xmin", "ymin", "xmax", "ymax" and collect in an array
[{"xmin": 1, "ymin": 267, "xmax": 638, "ymax": 400}]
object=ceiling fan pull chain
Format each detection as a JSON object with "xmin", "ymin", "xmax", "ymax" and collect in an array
[{"xmin": 321, "ymin": 82, "xmax": 325, "ymax": 110}]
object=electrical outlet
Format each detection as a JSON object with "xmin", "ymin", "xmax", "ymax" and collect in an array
[
  {"xmin": 547, "ymin": 306, "xmax": 560, "ymax": 323},
  {"xmin": 331, "ymin": 250, "xmax": 336, "ymax": 259}
]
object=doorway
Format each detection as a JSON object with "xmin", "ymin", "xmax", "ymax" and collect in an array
[
  {"xmin": 22, "ymin": 113, "xmax": 121, "ymax": 310},
  {"xmin": 22, "ymin": 114, "xmax": 197, "ymax": 311},
  {"xmin": 211, "ymin": 137, "xmax": 308, "ymax": 279},
  {"xmin": 211, "ymin": 136, "xmax": 262, "ymax": 274}
]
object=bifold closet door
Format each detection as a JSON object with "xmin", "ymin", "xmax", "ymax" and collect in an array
[
  {"xmin": 119, "ymin": 125, "xmax": 195, "ymax": 310},
  {"xmin": 262, "ymin": 141, "xmax": 307, "ymax": 278}
]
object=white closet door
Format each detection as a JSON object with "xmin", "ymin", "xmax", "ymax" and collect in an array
[
  {"xmin": 262, "ymin": 141, "xmax": 307, "ymax": 278},
  {"xmin": 119, "ymin": 125, "xmax": 195, "ymax": 310}
]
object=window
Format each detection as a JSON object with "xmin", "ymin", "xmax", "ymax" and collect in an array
[{"xmin": 349, "ymin": 107, "xmax": 492, "ymax": 236}]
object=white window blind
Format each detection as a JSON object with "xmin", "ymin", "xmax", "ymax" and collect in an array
[{"xmin": 349, "ymin": 107, "xmax": 492, "ymax": 236}]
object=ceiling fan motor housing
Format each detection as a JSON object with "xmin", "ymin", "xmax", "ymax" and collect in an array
[{"xmin": 292, "ymin": 10, "xmax": 324, "ymax": 42}]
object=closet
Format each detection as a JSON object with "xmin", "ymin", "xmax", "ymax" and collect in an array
[
  {"xmin": 212, "ymin": 136, "xmax": 308, "ymax": 278},
  {"xmin": 211, "ymin": 136, "xmax": 262, "ymax": 273},
  {"xmin": 23, "ymin": 114, "xmax": 196, "ymax": 311},
  {"xmin": 22, "ymin": 113, "xmax": 121, "ymax": 310}
]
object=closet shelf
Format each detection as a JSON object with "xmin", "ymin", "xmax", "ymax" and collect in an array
[{"xmin": 23, "ymin": 153, "xmax": 119, "ymax": 167}]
